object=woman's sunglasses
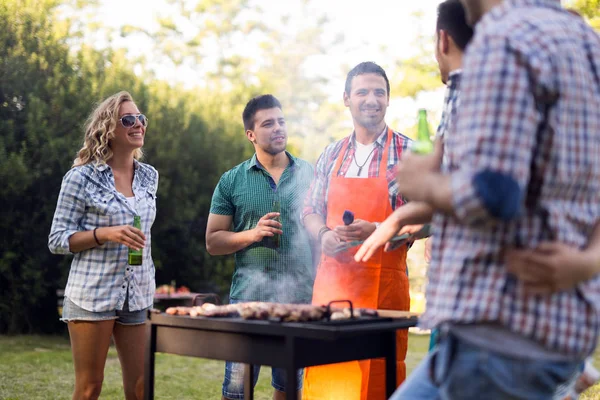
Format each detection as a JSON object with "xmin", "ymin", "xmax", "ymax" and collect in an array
[{"xmin": 119, "ymin": 114, "xmax": 148, "ymax": 128}]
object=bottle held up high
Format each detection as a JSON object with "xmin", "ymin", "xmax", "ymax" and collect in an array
[{"xmin": 412, "ymin": 109, "xmax": 434, "ymax": 155}]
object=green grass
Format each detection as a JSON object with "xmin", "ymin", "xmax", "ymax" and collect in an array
[{"xmin": 0, "ymin": 334, "xmax": 598, "ymax": 399}]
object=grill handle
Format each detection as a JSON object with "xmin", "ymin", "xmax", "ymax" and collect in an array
[
  {"xmin": 192, "ymin": 293, "xmax": 222, "ymax": 306},
  {"xmin": 326, "ymin": 299, "xmax": 354, "ymax": 320}
]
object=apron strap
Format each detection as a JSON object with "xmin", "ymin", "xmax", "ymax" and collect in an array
[
  {"xmin": 333, "ymin": 138, "xmax": 350, "ymax": 176},
  {"xmin": 333, "ymin": 127, "xmax": 394, "ymax": 178},
  {"xmin": 379, "ymin": 128, "xmax": 393, "ymax": 177}
]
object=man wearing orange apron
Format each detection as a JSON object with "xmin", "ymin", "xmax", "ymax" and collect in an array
[{"xmin": 302, "ymin": 62, "xmax": 412, "ymax": 400}]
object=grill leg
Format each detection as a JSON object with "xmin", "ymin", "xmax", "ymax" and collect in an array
[
  {"xmin": 285, "ymin": 337, "xmax": 298, "ymax": 400},
  {"xmin": 143, "ymin": 319, "xmax": 156, "ymax": 400},
  {"xmin": 285, "ymin": 367, "xmax": 298, "ymax": 400},
  {"xmin": 385, "ymin": 330, "xmax": 397, "ymax": 398},
  {"xmin": 244, "ymin": 363, "xmax": 254, "ymax": 400}
]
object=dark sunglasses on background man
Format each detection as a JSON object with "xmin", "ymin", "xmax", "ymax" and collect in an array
[{"xmin": 119, "ymin": 114, "xmax": 148, "ymax": 128}]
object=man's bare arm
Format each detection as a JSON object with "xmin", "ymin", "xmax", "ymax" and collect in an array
[{"xmin": 206, "ymin": 212, "xmax": 282, "ymax": 256}]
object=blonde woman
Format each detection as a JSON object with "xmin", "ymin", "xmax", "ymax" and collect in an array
[{"xmin": 49, "ymin": 91, "xmax": 158, "ymax": 400}]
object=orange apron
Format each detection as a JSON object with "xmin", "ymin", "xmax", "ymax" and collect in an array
[{"xmin": 303, "ymin": 129, "xmax": 410, "ymax": 400}]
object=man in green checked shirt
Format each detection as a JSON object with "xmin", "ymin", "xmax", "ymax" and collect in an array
[{"xmin": 206, "ymin": 94, "xmax": 314, "ymax": 400}]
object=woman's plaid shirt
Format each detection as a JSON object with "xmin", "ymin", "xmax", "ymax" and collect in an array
[{"xmin": 49, "ymin": 161, "xmax": 158, "ymax": 313}]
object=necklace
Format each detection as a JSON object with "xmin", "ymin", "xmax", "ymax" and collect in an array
[{"xmin": 353, "ymin": 145, "xmax": 377, "ymax": 176}]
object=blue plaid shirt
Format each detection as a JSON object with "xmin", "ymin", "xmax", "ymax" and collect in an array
[
  {"xmin": 49, "ymin": 160, "xmax": 158, "ymax": 312},
  {"xmin": 424, "ymin": 0, "xmax": 600, "ymax": 358},
  {"xmin": 436, "ymin": 70, "xmax": 462, "ymax": 171}
]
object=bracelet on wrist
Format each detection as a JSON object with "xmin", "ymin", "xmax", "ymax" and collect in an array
[
  {"xmin": 318, "ymin": 226, "xmax": 331, "ymax": 243},
  {"xmin": 93, "ymin": 228, "xmax": 102, "ymax": 246}
]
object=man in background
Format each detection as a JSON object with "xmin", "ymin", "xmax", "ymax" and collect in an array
[
  {"xmin": 356, "ymin": 0, "xmax": 473, "ymax": 276},
  {"xmin": 302, "ymin": 61, "xmax": 412, "ymax": 400}
]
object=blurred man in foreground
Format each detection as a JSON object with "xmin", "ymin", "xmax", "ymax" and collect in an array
[{"xmin": 390, "ymin": 0, "xmax": 600, "ymax": 398}]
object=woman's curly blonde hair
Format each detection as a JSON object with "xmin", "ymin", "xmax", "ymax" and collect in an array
[{"xmin": 73, "ymin": 91, "xmax": 143, "ymax": 167}]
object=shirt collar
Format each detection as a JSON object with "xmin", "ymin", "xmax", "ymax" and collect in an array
[
  {"xmin": 507, "ymin": 0, "xmax": 560, "ymax": 7},
  {"xmin": 448, "ymin": 69, "xmax": 462, "ymax": 79},
  {"xmin": 247, "ymin": 151, "xmax": 296, "ymax": 171},
  {"xmin": 482, "ymin": 0, "xmax": 561, "ymax": 25},
  {"xmin": 95, "ymin": 162, "xmax": 109, "ymax": 172},
  {"xmin": 94, "ymin": 159, "xmax": 140, "ymax": 173},
  {"xmin": 350, "ymin": 125, "xmax": 388, "ymax": 149},
  {"xmin": 447, "ymin": 70, "xmax": 462, "ymax": 90}
]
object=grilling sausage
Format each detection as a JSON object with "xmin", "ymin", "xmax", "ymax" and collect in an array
[{"xmin": 165, "ymin": 302, "xmax": 378, "ymax": 321}]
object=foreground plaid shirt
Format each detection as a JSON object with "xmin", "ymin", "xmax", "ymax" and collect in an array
[
  {"xmin": 303, "ymin": 127, "xmax": 412, "ymax": 219},
  {"xmin": 424, "ymin": 0, "xmax": 600, "ymax": 358},
  {"xmin": 49, "ymin": 161, "xmax": 158, "ymax": 312}
]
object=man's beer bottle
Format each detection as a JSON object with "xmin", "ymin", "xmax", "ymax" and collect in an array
[
  {"xmin": 272, "ymin": 200, "xmax": 281, "ymax": 248},
  {"xmin": 128, "ymin": 215, "xmax": 143, "ymax": 265},
  {"xmin": 413, "ymin": 109, "xmax": 434, "ymax": 154}
]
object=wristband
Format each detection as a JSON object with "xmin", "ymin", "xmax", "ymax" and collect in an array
[
  {"xmin": 318, "ymin": 226, "xmax": 331, "ymax": 243},
  {"xmin": 93, "ymin": 228, "xmax": 102, "ymax": 246}
]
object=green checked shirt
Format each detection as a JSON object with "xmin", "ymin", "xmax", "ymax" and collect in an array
[{"xmin": 210, "ymin": 152, "xmax": 315, "ymax": 303}]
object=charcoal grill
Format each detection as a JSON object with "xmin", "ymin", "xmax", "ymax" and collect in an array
[{"xmin": 144, "ymin": 300, "xmax": 417, "ymax": 400}]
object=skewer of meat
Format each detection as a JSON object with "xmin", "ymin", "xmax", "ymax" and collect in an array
[{"xmin": 165, "ymin": 301, "xmax": 378, "ymax": 322}]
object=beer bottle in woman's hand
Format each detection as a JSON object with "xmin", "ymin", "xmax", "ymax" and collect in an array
[{"xmin": 128, "ymin": 215, "xmax": 143, "ymax": 265}]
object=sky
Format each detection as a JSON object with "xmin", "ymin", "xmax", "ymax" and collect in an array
[
  {"xmin": 95, "ymin": 0, "xmax": 443, "ymax": 70},
  {"xmin": 88, "ymin": 0, "xmax": 573, "ymax": 133},
  {"xmin": 90, "ymin": 0, "xmax": 445, "ymax": 130}
]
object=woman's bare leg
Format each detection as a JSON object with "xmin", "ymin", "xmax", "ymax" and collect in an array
[
  {"xmin": 68, "ymin": 320, "xmax": 115, "ymax": 400},
  {"xmin": 113, "ymin": 323, "xmax": 147, "ymax": 400}
]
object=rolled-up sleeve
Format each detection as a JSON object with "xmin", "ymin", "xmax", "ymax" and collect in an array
[
  {"xmin": 48, "ymin": 169, "xmax": 86, "ymax": 254},
  {"xmin": 302, "ymin": 150, "xmax": 329, "ymax": 220},
  {"xmin": 450, "ymin": 33, "xmax": 545, "ymax": 225}
]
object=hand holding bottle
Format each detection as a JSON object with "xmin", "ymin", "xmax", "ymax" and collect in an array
[
  {"xmin": 252, "ymin": 212, "xmax": 283, "ymax": 243},
  {"xmin": 95, "ymin": 224, "xmax": 145, "ymax": 250},
  {"xmin": 396, "ymin": 140, "xmax": 443, "ymax": 202}
]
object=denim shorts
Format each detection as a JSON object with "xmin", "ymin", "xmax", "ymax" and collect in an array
[
  {"xmin": 222, "ymin": 361, "xmax": 303, "ymax": 399},
  {"xmin": 60, "ymin": 296, "xmax": 149, "ymax": 325}
]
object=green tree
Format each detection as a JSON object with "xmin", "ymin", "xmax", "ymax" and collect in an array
[
  {"xmin": 0, "ymin": 0, "xmax": 252, "ymax": 333},
  {"xmin": 0, "ymin": 0, "xmax": 102, "ymax": 333},
  {"xmin": 566, "ymin": 0, "xmax": 600, "ymax": 30}
]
